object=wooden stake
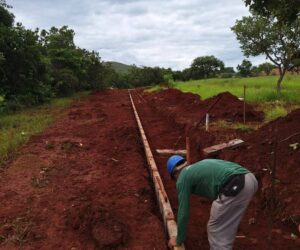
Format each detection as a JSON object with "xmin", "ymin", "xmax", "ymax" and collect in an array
[
  {"xmin": 243, "ymin": 85, "xmax": 246, "ymax": 124},
  {"xmin": 186, "ymin": 137, "xmax": 191, "ymax": 165},
  {"xmin": 205, "ymin": 113, "xmax": 209, "ymax": 131}
]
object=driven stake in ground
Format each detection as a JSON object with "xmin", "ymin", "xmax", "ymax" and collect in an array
[{"xmin": 166, "ymin": 156, "xmax": 258, "ymax": 250}]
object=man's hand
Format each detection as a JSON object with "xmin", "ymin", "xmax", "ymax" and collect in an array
[{"xmin": 168, "ymin": 236, "xmax": 177, "ymax": 249}]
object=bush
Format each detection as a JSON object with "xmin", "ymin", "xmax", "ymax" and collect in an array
[{"xmin": 52, "ymin": 69, "xmax": 79, "ymax": 96}]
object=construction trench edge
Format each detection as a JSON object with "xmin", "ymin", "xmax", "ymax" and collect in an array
[{"xmin": 129, "ymin": 91, "xmax": 185, "ymax": 250}]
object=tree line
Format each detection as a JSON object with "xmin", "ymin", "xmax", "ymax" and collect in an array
[
  {"xmin": 1, "ymin": 0, "xmax": 299, "ymax": 111},
  {"xmin": 0, "ymin": 1, "xmax": 111, "ymax": 111},
  {"xmin": 0, "ymin": 1, "xmax": 167, "ymax": 111}
]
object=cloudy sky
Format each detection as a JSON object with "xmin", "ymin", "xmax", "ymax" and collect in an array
[{"xmin": 10, "ymin": 0, "xmax": 266, "ymax": 70}]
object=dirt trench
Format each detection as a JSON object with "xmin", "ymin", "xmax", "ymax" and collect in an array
[
  {"xmin": 1, "ymin": 88, "xmax": 299, "ymax": 250},
  {"xmin": 0, "ymin": 90, "xmax": 167, "ymax": 249},
  {"xmin": 131, "ymin": 88, "xmax": 300, "ymax": 249}
]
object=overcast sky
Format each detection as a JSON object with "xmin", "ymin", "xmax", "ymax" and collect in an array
[{"xmin": 10, "ymin": 0, "xmax": 266, "ymax": 70}]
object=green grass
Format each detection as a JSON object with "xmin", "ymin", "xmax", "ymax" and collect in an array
[
  {"xmin": 215, "ymin": 120, "xmax": 257, "ymax": 132},
  {"xmin": 174, "ymin": 75, "xmax": 300, "ymax": 104},
  {"xmin": 0, "ymin": 92, "xmax": 89, "ymax": 166},
  {"xmin": 264, "ymin": 105, "xmax": 288, "ymax": 122}
]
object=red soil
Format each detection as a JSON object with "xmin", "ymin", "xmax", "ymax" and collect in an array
[
  {"xmin": 221, "ymin": 108, "xmax": 300, "ymax": 229},
  {"xmin": 131, "ymin": 89, "xmax": 300, "ymax": 249},
  {"xmin": 0, "ymin": 90, "xmax": 166, "ymax": 249},
  {"xmin": 141, "ymin": 89, "xmax": 264, "ymax": 128},
  {"xmin": 1, "ymin": 88, "xmax": 299, "ymax": 250}
]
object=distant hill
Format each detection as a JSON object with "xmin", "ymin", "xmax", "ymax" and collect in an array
[{"xmin": 105, "ymin": 61, "xmax": 136, "ymax": 74}]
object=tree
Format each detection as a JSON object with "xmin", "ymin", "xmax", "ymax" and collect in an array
[
  {"xmin": 84, "ymin": 50, "xmax": 108, "ymax": 90},
  {"xmin": 257, "ymin": 62, "xmax": 276, "ymax": 75},
  {"xmin": 232, "ymin": 15, "xmax": 300, "ymax": 93},
  {"xmin": 0, "ymin": 0, "xmax": 14, "ymax": 27},
  {"xmin": 0, "ymin": 23, "xmax": 51, "ymax": 107},
  {"xmin": 181, "ymin": 68, "xmax": 192, "ymax": 81},
  {"xmin": 40, "ymin": 26, "xmax": 86, "ymax": 95},
  {"xmin": 219, "ymin": 67, "xmax": 236, "ymax": 78},
  {"xmin": 237, "ymin": 59, "xmax": 253, "ymax": 77},
  {"xmin": 244, "ymin": 0, "xmax": 300, "ymax": 24},
  {"xmin": 190, "ymin": 55, "xmax": 225, "ymax": 79},
  {"xmin": 291, "ymin": 51, "xmax": 300, "ymax": 74}
]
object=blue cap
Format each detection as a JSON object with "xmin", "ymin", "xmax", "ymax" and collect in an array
[{"xmin": 167, "ymin": 155, "xmax": 185, "ymax": 175}]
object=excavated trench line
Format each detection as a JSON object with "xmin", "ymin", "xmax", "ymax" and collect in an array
[{"xmin": 129, "ymin": 91, "xmax": 186, "ymax": 250}]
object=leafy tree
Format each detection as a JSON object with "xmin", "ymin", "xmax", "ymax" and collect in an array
[
  {"xmin": 244, "ymin": 0, "xmax": 300, "ymax": 24},
  {"xmin": 0, "ymin": 23, "xmax": 51, "ymax": 108},
  {"xmin": 171, "ymin": 70, "xmax": 182, "ymax": 81},
  {"xmin": 219, "ymin": 67, "xmax": 236, "ymax": 78},
  {"xmin": 291, "ymin": 51, "xmax": 300, "ymax": 74},
  {"xmin": 190, "ymin": 55, "xmax": 224, "ymax": 79},
  {"xmin": 232, "ymin": 15, "xmax": 300, "ymax": 93},
  {"xmin": 130, "ymin": 66, "xmax": 164, "ymax": 87},
  {"xmin": 0, "ymin": 0, "xmax": 14, "ymax": 27},
  {"xmin": 0, "ymin": 1, "xmax": 111, "ymax": 111},
  {"xmin": 222, "ymin": 67, "xmax": 235, "ymax": 74},
  {"xmin": 40, "ymin": 26, "xmax": 75, "ymax": 49},
  {"xmin": 257, "ymin": 62, "xmax": 276, "ymax": 75},
  {"xmin": 84, "ymin": 50, "xmax": 108, "ymax": 90},
  {"xmin": 40, "ymin": 26, "xmax": 88, "ymax": 95},
  {"xmin": 237, "ymin": 59, "xmax": 253, "ymax": 77},
  {"xmin": 181, "ymin": 68, "xmax": 192, "ymax": 81}
]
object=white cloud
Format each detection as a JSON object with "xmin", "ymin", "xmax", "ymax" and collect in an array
[{"xmin": 10, "ymin": 0, "xmax": 266, "ymax": 70}]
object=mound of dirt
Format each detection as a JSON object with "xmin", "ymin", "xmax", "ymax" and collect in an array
[
  {"xmin": 201, "ymin": 92, "xmax": 264, "ymax": 122},
  {"xmin": 148, "ymin": 88, "xmax": 202, "ymax": 107},
  {"xmin": 140, "ymin": 89, "xmax": 264, "ymax": 128},
  {"xmin": 220, "ymin": 108, "xmax": 300, "ymax": 229},
  {"xmin": 222, "ymin": 108, "xmax": 300, "ymax": 180}
]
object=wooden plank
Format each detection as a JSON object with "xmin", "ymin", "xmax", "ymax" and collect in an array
[
  {"xmin": 156, "ymin": 139, "xmax": 244, "ymax": 157},
  {"xmin": 129, "ymin": 91, "xmax": 185, "ymax": 250},
  {"xmin": 203, "ymin": 139, "xmax": 244, "ymax": 156},
  {"xmin": 156, "ymin": 149, "xmax": 187, "ymax": 155}
]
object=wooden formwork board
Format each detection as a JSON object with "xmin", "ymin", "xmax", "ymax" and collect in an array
[
  {"xmin": 156, "ymin": 139, "xmax": 244, "ymax": 157},
  {"xmin": 129, "ymin": 91, "xmax": 185, "ymax": 250}
]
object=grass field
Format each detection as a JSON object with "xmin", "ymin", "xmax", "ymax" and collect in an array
[
  {"xmin": 0, "ymin": 92, "xmax": 89, "ymax": 166},
  {"xmin": 174, "ymin": 75, "xmax": 300, "ymax": 103}
]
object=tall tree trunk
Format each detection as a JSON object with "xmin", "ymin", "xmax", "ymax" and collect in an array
[{"xmin": 277, "ymin": 67, "xmax": 286, "ymax": 94}]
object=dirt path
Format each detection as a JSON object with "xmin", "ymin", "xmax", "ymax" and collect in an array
[{"xmin": 0, "ymin": 90, "xmax": 166, "ymax": 250}]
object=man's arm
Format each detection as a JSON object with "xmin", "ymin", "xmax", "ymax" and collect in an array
[{"xmin": 176, "ymin": 182, "xmax": 191, "ymax": 245}]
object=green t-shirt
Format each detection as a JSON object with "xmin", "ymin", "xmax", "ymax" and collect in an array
[{"xmin": 175, "ymin": 159, "xmax": 249, "ymax": 245}]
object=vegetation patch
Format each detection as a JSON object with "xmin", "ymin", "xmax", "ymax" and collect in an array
[
  {"xmin": 0, "ymin": 216, "xmax": 34, "ymax": 246},
  {"xmin": 174, "ymin": 75, "xmax": 300, "ymax": 104},
  {"xmin": 0, "ymin": 92, "xmax": 89, "ymax": 166},
  {"xmin": 264, "ymin": 105, "xmax": 288, "ymax": 122},
  {"xmin": 216, "ymin": 120, "xmax": 258, "ymax": 133}
]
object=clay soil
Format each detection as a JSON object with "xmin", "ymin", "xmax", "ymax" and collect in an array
[
  {"xmin": 0, "ymin": 90, "xmax": 167, "ymax": 250},
  {"xmin": 1, "ymin": 88, "xmax": 299, "ymax": 250},
  {"xmin": 131, "ymin": 88, "xmax": 300, "ymax": 249}
]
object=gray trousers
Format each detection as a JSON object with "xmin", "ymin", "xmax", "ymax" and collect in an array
[{"xmin": 207, "ymin": 173, "xmax": 258, "ymax": 250}]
